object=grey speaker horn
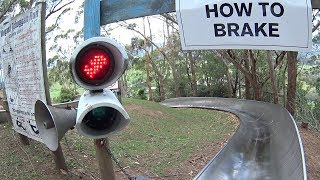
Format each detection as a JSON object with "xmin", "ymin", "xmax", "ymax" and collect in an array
[{"xmin": 34, "ymin": 100, "xmax": 76, "ymax": 151}]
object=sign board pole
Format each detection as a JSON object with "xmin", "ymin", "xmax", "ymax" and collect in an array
[
  {"xmin": 84, "ymin": 0, "xmax": 116, "ymax": 179},
  {"xmin": 38, "ymin": 1, "xmax": 68, "ymax": 172},
  {"xmin": 19, "ymin": 133, "xmax": 30, "ymax": 145}
]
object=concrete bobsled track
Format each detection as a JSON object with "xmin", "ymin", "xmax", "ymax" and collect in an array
[{"xmin": 161, "ymin": 97, "xmax": 307, "ymax": 180}]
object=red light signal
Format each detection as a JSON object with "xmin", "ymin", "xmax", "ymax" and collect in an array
[
  {"xmin": 75, "ymin": 46, "xmax": 114, "ymax": 86},
  {"xmin": 70, "ymin": 37, "xmax": 128, "ymax": 90}
]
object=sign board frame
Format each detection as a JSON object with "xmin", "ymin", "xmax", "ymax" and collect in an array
[{"xmin": 0, "ymin": 2, "xmax": 51, "ymax": 142}]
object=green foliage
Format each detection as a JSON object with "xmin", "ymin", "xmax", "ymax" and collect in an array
[
  {"xmin": 55, "ymin": 85, "xmax": 78, "ymax": 103},
  {"xmin": 197, "ymin": 83, "xmax": 228, "ymax": 97},
  {"xmin": 316, "ymin": 78, "xmax": 320, "ymax": 96},
  {"xmin": 50, "ymin": 82, "xmax": 61, "ymax": 101},
  {"xmin": 18, "ymin": 0, "xmax": 29, "ymax": 8},
  {"xmin": 125, "ymin": 64, "xmax": 147, "ymax": 98},
  {"xmin": 296, "ymin": 81, "xmax": 320, "ymax": 130},
  {"xmin": 48, "ymin": 57, "xmax": 80, "ymax": 103},
  {"xmin": 48, "ymin": 58, "xmax": 76, "ymax": 88},
  {"xmin": 137, "ymin": 89, "xmax": 147, "ymax": 100}
]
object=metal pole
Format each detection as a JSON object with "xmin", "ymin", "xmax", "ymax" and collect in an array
[{"xmin": 84, "ymin": 1, "xmax": 116, "ymax": 179}]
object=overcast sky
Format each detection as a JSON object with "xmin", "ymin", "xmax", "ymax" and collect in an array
[{"xmin": 45, "ymin": 0, "xmax": 166, "ymax": 59}]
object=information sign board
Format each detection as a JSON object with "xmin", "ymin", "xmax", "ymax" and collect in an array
[
  {"xmin": 176, "ymin": 0, "xmax": 312, "ymax": 51},
  {"xmin": 0, "ymin": 4, "xmax": 46, "ymax": 142}
]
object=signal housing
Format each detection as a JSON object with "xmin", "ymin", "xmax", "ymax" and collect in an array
[{"xmin": 70, "ymin": 37, "xmax": 128, "ymax": 90}]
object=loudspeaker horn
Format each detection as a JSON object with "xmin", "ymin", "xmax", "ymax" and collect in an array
[{"xmin": 34, "ymin": 100, "xmax": 76, "ymax": 151}]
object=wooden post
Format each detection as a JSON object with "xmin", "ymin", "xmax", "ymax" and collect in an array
[
  {"xmin": 18, "ymin": 134, "xmax": 30, "ymax": 145},
  {"xmin": 52, "ymin": 144, "xmax": 68, "ymax": 171},
  {"xmin": 1, "ymin": 94, "xmax": 10, "ymax": 124},
  {"xmin": 117, "ymin": 81, "xmax": 122, "ymax": 103},
  {"xmin": 84, "ymin": 1, "xmax": 116, "ymax": 179},
  {"xmin": 94, "ymin": 139, "xmax": 115, "ymax": 180}
]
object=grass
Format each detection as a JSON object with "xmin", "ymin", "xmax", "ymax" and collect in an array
[
  {"xmin": 66, "ymin": 98, "xmax": 236, "ymax": 175},
  {"xmin": 0, "ymin": 98, "xmax": 236, "ymax": 178},
  {"xmin": 0, "ymin": 124, "xmax": 44, "ymax": 180}
]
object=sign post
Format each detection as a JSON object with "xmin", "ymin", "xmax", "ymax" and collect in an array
[{"xmin": 84, "ymin": 1, "xmax": 116, "ymax": 179}]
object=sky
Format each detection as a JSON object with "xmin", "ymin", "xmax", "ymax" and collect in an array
[
  {"xmin": 4, "ymin": 0, "xmax": 320, "ymax": 60},
  {"xmin": 46, "ymin": 0, "xmax": 167, "ymax": 59}
]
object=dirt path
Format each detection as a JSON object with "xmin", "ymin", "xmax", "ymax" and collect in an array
[{"xmin": 299, "ymin": 127, "xmax": 320, "ymax": 180}]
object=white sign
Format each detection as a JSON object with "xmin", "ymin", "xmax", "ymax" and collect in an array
[
  {"xmin": 176, "ymin": 0, "xmax": 312, "ymax": 51},
  {"xmin": 0, "ymin": 4, "xmax": 46, "ymax": 142},
  {"xmin": 108, "ymin": 81, "xmax": 119, "ymax": 90}
]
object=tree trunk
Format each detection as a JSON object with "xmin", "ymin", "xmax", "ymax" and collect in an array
[
  {"xmin": 233, "ymin": 68, "xmax": 239, "ymax": 97},
  {"xmin": 238, "ymin": 73, "xmax": 242, "ymax": 99},
  {"xmin": 244, "ymin": 53, "xmax": 252, "ymax": 99},
  {"xmin": 281, "ymin": 61, "xmax": 288, "ymax": 106},
  {"xmin": 158, "ymin": 77, "xmax": 166, "ymax": 101},
  {"xmin": 203, "ymin": 61, "xmax": 211, "ymax": 90},
  {"xmin": 168, "ymin": 60, "xmax": 180, "ymax": 97},
  {"xmin": 145, "ymin": 55, "xmax": 153, "ymax": 101},
  {"xmin": 188, "ymin": 52, "xmax": 197, "ymax": 96},
  {"xmin": 224, "ymin": 61, "xmax": 233, "ymax": 98},
  {"xmin": 249, "ymin": 50, "xmax": 262, "ymax": 101},
  {"xmin": 142, "ymin": 18, "xmax": 153, "ymax": 101},
  {"xmin": 165, "ymin": 19, "xmax": 180, "ymax": 98},
  {"xmin": 121, "ymin": 75, "xmax": 128, "ymax": 98},
  {"xmin": 286, "ymin": 51, "xmax": 298, "ymax": 116},
  {"xmin": 267, "ymin": 51, "xmax": 279, "ymax": 104},
  {"xmin": 147, "ymin": 53, "xmax": 165, "ymax": 101}
]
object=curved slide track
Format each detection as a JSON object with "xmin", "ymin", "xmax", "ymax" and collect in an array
[{"xmin": 161, "ymin": 97, "xmax": 307, "ymax": 180}]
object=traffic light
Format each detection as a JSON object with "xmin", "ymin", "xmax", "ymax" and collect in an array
[
  {"xmin": 70, "ymin": 37, "xmax": 128, "ymax": 90},
  {"xmin": 70, "ymin": 37, "xmax": 130, "ymax": 139},
  {"xmin": 34, "ymin": 37, "xmax": 129, "ymax": 150}
]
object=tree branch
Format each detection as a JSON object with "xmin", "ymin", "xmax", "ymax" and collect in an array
[
  {"xmin": 261, "ymin": 51, "xmax": 286, "ymax": 86},
  {"xmin": 161, "ymin": 13, "xmax": 177, "ymax": 25},
  {"xmin": 46, "ymin": 0, "xmax": 75, "ymax": 20},
  {"xmin": 0, "ymin": 0, "xmax": 19, "ymax": 22},
  {"xmin": 217, "ymin": 50, "xmax": 253, "ymax": 82},
  {"xmin": 120, "ymin": 22, "xmax": 169, "ymax": 60}
]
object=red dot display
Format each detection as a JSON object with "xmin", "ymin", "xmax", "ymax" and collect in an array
[{"xmin": 77, "ymin": 48, "xmax": 112, "ymax": 82}]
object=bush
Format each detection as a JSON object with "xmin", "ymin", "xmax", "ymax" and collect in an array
[
  {"xmin": 55, "ymin": 86, "xmax": 79, "ymax": 103},
  {"xmin": 197, "ymin": 83, "xmax": 228, "ymax": 97}
]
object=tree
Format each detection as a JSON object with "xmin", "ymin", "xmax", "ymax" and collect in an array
[
  {"xmin": 288, "ymin": 9, "xmax": 320, "ymax": 117},
  {"xmin": 217, "ymin": 49, "xmax": 286, "ymax": 101},
  {"xmin": 267, "ymin": 50, "xmax": 279, "ymax": 104},
  {"xmin": 286, "ymin": 52, "xmax": 298, "ymax": 115},
  {"xmin": 0, "ymin": 0, "xmax": 19, "ymax": 23}
]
